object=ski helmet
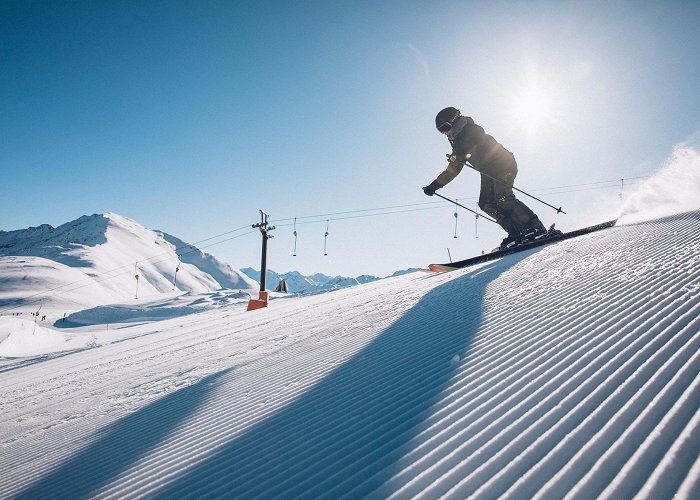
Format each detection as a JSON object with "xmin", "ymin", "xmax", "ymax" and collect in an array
[{"xmin": 435, "ymin": 107, "xmax": 460, "ymax": 133}]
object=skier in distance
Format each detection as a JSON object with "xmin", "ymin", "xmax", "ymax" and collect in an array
[{"xmin": 423, "ymin": 107, "xmax": 547, "ymax": 249}]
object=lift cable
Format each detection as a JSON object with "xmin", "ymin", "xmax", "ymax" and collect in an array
[{"xmin": 0, "ymin": 174, "xmax": 652, "ymax": 313}]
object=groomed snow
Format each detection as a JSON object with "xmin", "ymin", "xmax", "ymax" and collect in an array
[{"xmin": 1, "ymin": 210, "xmax": 699, "ymax": 498}]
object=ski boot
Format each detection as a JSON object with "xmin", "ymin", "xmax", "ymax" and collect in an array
[
  {"xmin": 518, "ymin": 226, "xmax": 548, "ymax": 244},
  {"xmin": 547, "ymin": 223, "xmax": 563, "ymax": 237},
  {"xmin": 499, "ymin": 234, "xmax": 518, "ymax": 250}
]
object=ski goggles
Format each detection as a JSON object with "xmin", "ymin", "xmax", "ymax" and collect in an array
[
  {"xmin": 437, "ymin": 121, "xmax": 454, "ymax": 133},
  {"xmin": 437, "ymin": 113, "xmax": 459, "ymax": 133}
]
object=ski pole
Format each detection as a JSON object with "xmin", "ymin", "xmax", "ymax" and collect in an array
[
  {"xmin": 454, "ymin": 157, "xmax": 567, "ymax": 215},
  {"xmin": 432, "ymin": 192, "xmax": 498, "ymax": 224}
]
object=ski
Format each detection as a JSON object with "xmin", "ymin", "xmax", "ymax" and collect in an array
[{"xmin": 427, "ymin": 219, "xmax": 618, "ymax": 272}]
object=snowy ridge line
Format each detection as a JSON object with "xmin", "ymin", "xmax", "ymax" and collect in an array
[
  {"xmin": 0, "ymin": 213, "xmax": 254, "ymax": 314},
  {"xmin": 0, "ymin": 219, "xmax": 255, "ymax": 314}
]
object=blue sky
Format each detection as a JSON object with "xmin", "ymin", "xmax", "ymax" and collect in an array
[{"xmin": 2, "ymin": 0, "xmax": 699, "ymax": 277}]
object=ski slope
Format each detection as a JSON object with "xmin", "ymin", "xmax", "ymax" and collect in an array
[{"xmin": 1, "ymin": 211, "xmax": 699, "ymax": 499}]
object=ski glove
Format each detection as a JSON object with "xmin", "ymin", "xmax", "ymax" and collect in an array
[{"xmin": 423, "ymin": 180, "xmax": 444, "ymax": 196}]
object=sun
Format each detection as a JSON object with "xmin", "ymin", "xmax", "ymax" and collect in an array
[
  {"xmin": 513, "ymin": 87, "xmax": 551, "ymax": 129},
  {"xmin": 507, "ymin": 78, "xmax": 559, "ymax": 139}
]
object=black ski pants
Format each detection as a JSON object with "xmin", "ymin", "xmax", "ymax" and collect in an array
[{"xmin": 478, "ymin": 154, "xmax": 544, "ymax": 236}]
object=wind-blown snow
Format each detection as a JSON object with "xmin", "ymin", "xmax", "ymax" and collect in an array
[
  {"xmin": 619, "ymin": 144, "xmax": 700, "ymax": 224},
  {"xmin": 1, "ymin": 212, "xmax": 699, "ymax": 498}
]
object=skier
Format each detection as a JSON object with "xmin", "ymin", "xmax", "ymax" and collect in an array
[{"xmin": 423, "ymin": 107, "xmax": 547, "ymax": 249}]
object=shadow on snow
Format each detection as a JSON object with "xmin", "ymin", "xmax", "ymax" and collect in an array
[
  {"xmin": 154, "ymin": 252, "xmax": 532, "ymax": 498},
  {"xmin": 14, "ymin": 369, "xmax": 233, "ymax": 500},
  {"xmin": 15, "ymin": 249, "xmax": 532, "ymax": 498}
]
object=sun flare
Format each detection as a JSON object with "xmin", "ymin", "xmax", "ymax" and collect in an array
[
  {"xmin": 514, "ymin": 87, "xmax": 551, "ymax": 127},
  {"xmin": 510, "ymin": 83, "xmax": 555, "ymax": 136}
]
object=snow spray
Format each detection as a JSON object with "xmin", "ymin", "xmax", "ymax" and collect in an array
[{"xmin": 618, "ymin": 142, "xmax": 700, "ymax": 224}]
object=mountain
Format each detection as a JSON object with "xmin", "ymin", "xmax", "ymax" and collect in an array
[
  {"xmin": 240, "ymin": 267, "xmax": 416, "ymax": 293},
  {"xmin": 1, "ymin": 211, "xmax": 698, "ymax": 498},
  {"xmin": 0, "ymin": 213, "xmax": 256, "ymax": 313}
]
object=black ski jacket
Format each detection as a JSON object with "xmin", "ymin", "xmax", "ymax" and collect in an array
[{"xmin": 435, "ymin": 116, "xmax": 515, "ymax": 187}]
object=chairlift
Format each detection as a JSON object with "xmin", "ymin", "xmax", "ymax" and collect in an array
[
  {"xmin": 293, "ymin": 217, "xmax": 298, "ymax": 256},
  {"xmin": 453, "ymin": 198, "xmax": 459, "ymax": 238}
]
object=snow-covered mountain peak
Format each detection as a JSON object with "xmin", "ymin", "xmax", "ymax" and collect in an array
[
  {"xmin": 0, "ymin": 212, "xmax": 132, "ymax": 257},
  {"xmin": 0, "ymin": 212, "xmax": 256, "ymax": 314}
]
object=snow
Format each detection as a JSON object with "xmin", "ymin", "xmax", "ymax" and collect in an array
[
  {"xmin": 1, "ymin": 208, "xmax": 699, "ymax": 498},
  {"xmin": 0, "ymin": 213, "xmax": 257, "ymax": 320},
  {"xmin": 0, "ymin": 317, "xmax": 71, "ymax": 357},
  {"xmin": 618, "ymin": 143, "xmax": 700, "ymax": 225},
  {"xmin": 59, "ymin": 289, "xmax": 254, "ymax": 328}
]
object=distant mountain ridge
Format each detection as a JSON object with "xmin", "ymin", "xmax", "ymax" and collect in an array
[
  {"xmin": 0, "ymin": 213, "xmax": 257, "ymax": 312},
  {"xmin": 241, "ymin": 267, "xmax": 418, "ymax": 293},
  {"xmin": 0, "ymin": 212, "xmax": 417, "ymax": 314}
]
